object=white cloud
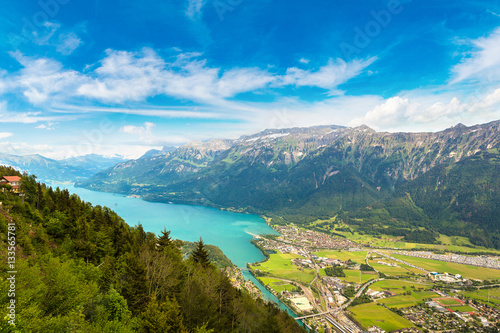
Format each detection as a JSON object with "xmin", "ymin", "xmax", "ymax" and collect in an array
[
  {"xmin": 186, "ymin": 0, "xmax": 207, "ymax": 20},
  {"xmin": 75, "ymin": 49, "xmax": 372, "ymax": 105},
  {"xmin": 299, "ymin": 58, "xmax": 310, "ymax": 64},
  {"xmin": 348, "ymin": 87, "xmax": 500, "ymax": 132},
  {"xmin": 477, "ymin": 87, "xmax": 500, "ymax": 108},
  {"xmin": 0, "ymin": 101, "xmax": 74, "ymax": 124},
  {"xmin": 28, "ymin": 22, "xmax": 83, "ymax": 55},
  {"xmin": 1, "ymin": 48, "xmax": 376, "ymax": 120},
  {"xmin": 0, "ymin": 132, "xmax": 13, "ymax": 139},
  {"xmin": 10, "ymin": 52, "xmax": 84, "ymax": 105},
  {"xmin": 413, "ymin": 97, "xmax": 467, "ymax": 123},
  {"xmin": 52, "ymin": 104, "xmax": 223, "ymax": 119},
  {"xmin": 36, "ymin": 122, "xmax": 58, "ymax": 130},
  {"xmin": 119, "ymin": 122, "xmax": 194, "ymax": 147},
  {"xmin": 276, "ymin": 57, "xmax": 376, "ymax": 94},
  {"xmin": 56, "ymin": 32, "xmax": 82, "ymax": 55},
  {"xmin": 77, "ymin": 48, "xmax": 164, "ymax": 103},
  {"xmin": 31, "ymin": 21, "xmax": 61, "ymax": 47},
  {"xmin": 0, "ymin": 141, "xmax": 54, "ymax": 156},
  {"xmin": 452, "ymin": 27, "xmax": 500, "ymax": 83},
  {"xmin": 349, "ymin": 96, "xmax": 415, "ymax": 129},
  {"xmin": 120, "ymin": 122, "xmax": 156, "ymax": 142}
]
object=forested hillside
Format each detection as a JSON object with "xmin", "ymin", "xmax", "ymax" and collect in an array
[{"xmin": 0, "ymin": 166, "xmax": 304, "ymax": 332}]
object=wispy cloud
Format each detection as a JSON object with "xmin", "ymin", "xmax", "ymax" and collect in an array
[
  {"xmin": 72, "ymin": 49, "xmax": 374, "ymax": 105},
  {"xmin": 120, "ymin": 121, "xmax": 189, "ymax": 146},
  {"xmin": 36, "ymin": 122, "xmax": 58, "ymax": 130},
  {"xmin": 0, "ymin": 141, "xmax": 54, "ymax": 156},
  {"xmin": 9, "ymin": 51, "xmax": 84, "ymax": 105},
  {"xmin": 27, "ymin": 22, "xmax": 84, "ymax": 55},
  {"xmin": 276, "ymin": 57, "xmax": 377, "ymax": 94},
  {"xmin": 0, "ymin": 101, "xmax": 75, "ymax": 124},
  {"xmin": 0, "ymin": 132, "xmax": 13, "ymax": 139},
  {"xmin": 56, "ymin": 32, "xmax": 83, "ymax": 55},
  {"xmin": 120, "ymin": 121, "xmax": 155, "ymax": 140},
  {"xmin": 451, "ymin": 27, "xmax": 500, "ymax": 83},
  {"xmin": 51, "ymin": 104, "xmax": 224, "ymax": 119},
  {"xmin": 488, "ymin": 10, "xmax": 500, "ymax": 18},
  {"xmin": 186, "ymin": 0, "xmax": 207, "ymax": 20}
]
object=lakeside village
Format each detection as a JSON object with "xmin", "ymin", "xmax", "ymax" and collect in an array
[{"xmin": 229, "ymin": 223, "xmax": 500, "ymax": 332}]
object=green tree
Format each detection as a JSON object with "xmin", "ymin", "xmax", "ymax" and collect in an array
[
  {"xmin": 101, "ymin": 287, "xmax": 131, "ymax": 322},
  {"xmin": 122, "ymin": 253, "xmax": 149, "ymax": 314},
  {"xmin": 191, "ymin": 237, "xmax": 210, "ymax": 267},
  {"xmin": 157, "ymin": 227, "xmax": 174, "ymax": 250},
  {"xmin": 140, "ymin": 296, "xmax": 186, "ymax": 333}
]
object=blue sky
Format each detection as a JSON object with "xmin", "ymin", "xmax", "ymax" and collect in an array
[{"xmin": 1, "ymin": 0, "xmax": 500, "ymax": 158}]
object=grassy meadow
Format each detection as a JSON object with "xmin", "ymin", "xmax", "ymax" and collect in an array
[
  {"xmin": 349, "ymin": 303, "xmax": 415, "ymax": 332},
  {"xmin": 250, "ymin": 252, "xmax": 316, "ymax": 285}
]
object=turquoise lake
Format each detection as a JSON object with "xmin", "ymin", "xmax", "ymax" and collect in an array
[{"xmin": 54, "ymin": 185, "xmax": 299, "ymax": 319}]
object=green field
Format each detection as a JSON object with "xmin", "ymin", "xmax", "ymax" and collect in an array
[
  {"xmin": 392, "ymin": 255, "xmax": 500, "ymax": 280},
  {"xmin": 369, "ymin": 260, "xmax": 413, "ymax": 276},
  {"xmin": 349, "ymin": 303, "xmax": 415, "ymax": 332},
  {"xmin": 434, "ymin": 298, "xmax": 464, "ymax": 306},
  {"xmin": 370, "ymin": 280, "xmax": 431, "ymax": 294},
  {"xmin": 370, "ymin": 280, "xmax": 437, "ymax": 308},
  {"xmin": 250, "ymin": 252, "xmax": 316, "ymax": 285},
  {"xmin": 259, "ymin": 277, "xmax": 297, "ymax": 294},
  {"xmin": 319, "ymin": 267, "xmax": 377, "ymax": 283},
  {"xmin": 462, "ymin": 288, "xmax": 500, "ymax": 308},
  {"xmin": 339, "ymin": 269, "xmax": 377, "ymax": 284},
  {"xmin": 313, "ymin": 250, "xmax": 367, "ymax": 262},
  {"xmin": 378, "ymin": 291, "xmax": 440, "ymax": 309},
  {"xmin": 452, "ymin": 305, "xmax": 476, "ymax": 312},
  {"xmin": 398, "ymin": 263, "xmax": 427, "ymax": 275}
]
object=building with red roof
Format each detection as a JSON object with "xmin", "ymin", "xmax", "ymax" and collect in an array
[{"xmin": 0, "ymin": 176, "xmax": 22, "ymax": 193}]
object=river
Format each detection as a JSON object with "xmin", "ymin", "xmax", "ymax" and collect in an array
[{"xmin": 53, "ymin": 184, "xmax": 300, "ymax": 319}]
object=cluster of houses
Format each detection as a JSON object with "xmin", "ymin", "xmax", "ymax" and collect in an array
[{"xmin": 272, "ymin": 225, "xmax": 357, "ymax": 250}]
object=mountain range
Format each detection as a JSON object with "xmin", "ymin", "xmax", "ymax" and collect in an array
[
  {"xmin": 74, "ymin": 120, "xmax": 499, "ymax": 249},
  {"xmin": 0, "ymin": 153, "xmax": 126, "ymax": 183}
]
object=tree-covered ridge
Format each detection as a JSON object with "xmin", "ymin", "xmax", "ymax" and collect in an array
[
  {"xmin": 0, "ymin": 167, "xmax": 304, "ymax": 332},
  {"xmin": 181, "ymin": 238, "xmax": 235, "ymax": 269}
]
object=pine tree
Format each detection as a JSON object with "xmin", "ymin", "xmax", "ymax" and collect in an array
[
  {"xmin": 122, "ymin": 253, "xmax": 150, "ymax": 314},
  {"xmin": 157, "ymin": 227, "xmax": 174, "ymax": 250},
  {"xmin": 191, "ymin": 237, "xmax": 210, "ymax": 267}
]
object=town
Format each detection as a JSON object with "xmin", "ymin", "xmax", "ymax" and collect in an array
[{"xmin": 248, "ymin": 222, "xmax": 500, "ymax": 332}]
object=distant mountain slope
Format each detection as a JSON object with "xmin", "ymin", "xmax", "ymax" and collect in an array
[
  {"xmin": 402, "ymin": 149, "xmax": 500, "ymax": 247},
  {"xmin": 78, "ymin": 120, "xmax": 500, "ymax": 248},
  {"xmin": 0, "ymin": 153, "xmax": 126, "ymax": 182}
]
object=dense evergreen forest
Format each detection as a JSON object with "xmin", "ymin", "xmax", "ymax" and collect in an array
[{"xmin": 0, "ymin": 166, "xmax": 304, "ymax": 332}]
